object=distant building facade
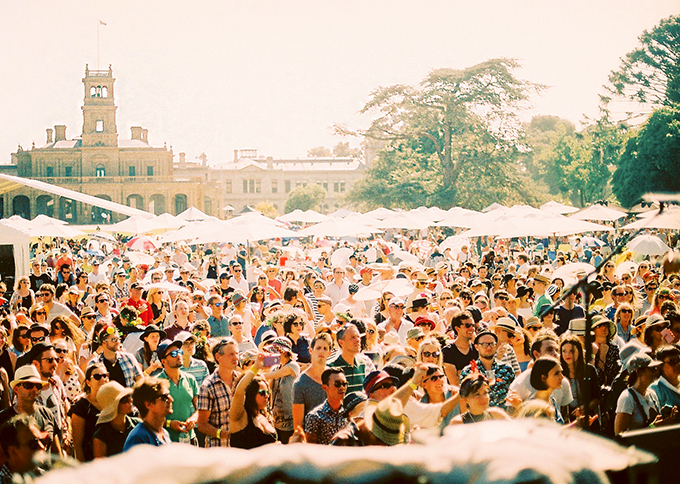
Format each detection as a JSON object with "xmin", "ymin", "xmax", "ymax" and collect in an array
[{"xmin": 2, "ymin": 67, "xmax": 368, "ymax": 222}]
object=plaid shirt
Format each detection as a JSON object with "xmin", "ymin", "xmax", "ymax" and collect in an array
[
  {"xmin": 460, "ymin": 358, "xmax": 515, "ymax": 408},
  {"xmin": 89, "ymin": 351, "xmax": 142, "ymax": 388},
  {"xmin": 197, "ymin": 370, "xmax": 237, "ymax": 447}
]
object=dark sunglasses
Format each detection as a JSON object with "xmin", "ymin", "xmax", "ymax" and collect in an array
[
  {"xmin": 620, "ymin": 309, "xmax": 633, "ymax": 314},
  {"xmin": 333, "ymin": 381, "xmax": 348, "ymax": 388},
  {"xmin": 41, "ymin": 357, "xmax": 59, "ymax": 364},
  {"xmin": 230, "ymin": 321, "xmax": 243, "ymax": 326},
  {"xmin": 257, "ymin": 389, "xmax": 271, "ymax": 396},
  {"xmin": 91, "ymin": 373, "xmax": 109, "ymax": 381},
  {"xmin": 54, "ymin": 348, "xmax": 68, "ymax": 354},
  {"xmin": 422, "ymin": 351, "xmax": 441, "ymax": 358},
  {"xmin": 372, "ymin": 381, "xmax": 395, "ymax": 392},
  {"xmin": 426, "ymin": 374, "xmax": 445, "ymax": 383},
  {"xmin": 19, "ymin": 382, "xmax": 43, "ymax": 390},
  {"xmin": 30, "ymin": 336, "xmax": 46, "ymax": 343},
  {"xmin": 35, "ymin": 311, "xmax": 47, "ymax": 316},
  {"xmin": 156, "ymin": 393, "xmax": 172, "ymax": 402},
  {"xmin": 168, "ymin": 349, "xmax": 183, "ymax": 358},
  {"xmin": 82, "ymin": 315, "xmax": 96, "ymax": 320}
]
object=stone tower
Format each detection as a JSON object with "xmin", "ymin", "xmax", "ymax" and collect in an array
[{"xmin": 81, "ymin": 65, "xmax": 118, "ymax": 147}]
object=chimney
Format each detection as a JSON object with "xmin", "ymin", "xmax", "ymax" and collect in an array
[
  {"xmin": 54, "ymin": 125, "xmax": 66, "ymax": 141},
  {"xmin": 179, "ymin": 152, "xmax": 186, "ymax": 166},
  {"xmin": 141, "ymin": 128, "xmax": 148, "ymax": 143},
  {"xmin": 46, "ymin": 128, "xmax": 53, "ymax": 144},
  {"xmin": 234, "ymin": 149, "xmax": 239, "ymax": 162},
  {"xmin": 266, "ymin": 156, "xmax": 273, "ymax": 170},
  {"xmin": 130, "ymin": 126, "xmax": 143, "ymax": 140}
]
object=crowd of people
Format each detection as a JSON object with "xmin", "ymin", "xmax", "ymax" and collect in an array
[{"xmin": 0, "ymin": 231, "xmax": 679, "ymax": 482}]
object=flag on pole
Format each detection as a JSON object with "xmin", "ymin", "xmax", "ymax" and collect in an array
[{"xmin": 99, "ymin": 20, "xmax": 107, "ymax": 26}]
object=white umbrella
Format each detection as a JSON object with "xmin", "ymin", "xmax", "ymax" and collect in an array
[
  {"xmin": 330, "ymin": 247, "xmax": 354, "ymax": 267},
  {"xmin": 433, "ymin": 207, "xmax": 480, "ymax": 228},
  {"xmin": 125, "ymin": 235, "xmax": 159, "ymax": 251},
  {"xmin": 615, "ymin": 260, "xmax": 638, "ymax": 278},
  {"xmin": 194, "ymin": 218, "xmax": 298, "ymax": 244},
  {"xmin": 298, "ymin": 219, "xmax": 382, "ymax": 238},
  {"xmin": 364, "ymin": 207, "xmax": 397, "ymax": 220},
  {"xmin": 570, "ymin": 205, "xmax": 627, "ymax": 222},
  {"xmin": 375, "ymin": 212, "xmax": 431, "ymax": 230},
  {"xmin": 150, "ymin": 213, "xmax": 186, "ymax": 231},
  {"xmin": 105, "ymin": 215, "xmax": 157, "ymax": 235},
  {"xmin": 177, "ymin": 206, "xmax": 210, "ymax": 222},
  {"xmin": 627, "ymin": 234, "xmax": 670, "ymax": 256},
  {"xmin": 551, "ymin": 262, "xmax": 596, "ymax": 286},
  {"xmin": 622, "ymin": 209, "xmax": 680, "ymax": 230},
  {"xmin": 354, "ymin": 278, "xmax": 414, "ymax": 301},
  {"xmin": 278, "ymin": 209, "xmax": 328, "ymax": 224},
  {"xmin": 389, "ymin": 250, "xmax": 423, "ymax": 267},
  {"xmin": 28, "ymin": 224, "xmax": 86, "ymax": 239},
  {"xmin": 32, "ymin": 214, "xmax": 68, "ymax": 226},
  {"xmin": 146, "ymin": 281, "xmax": 190, "ymax": 293},
  {"xmin": 540, "ymin": 200, "xmax": 580, "ymax": 215},
  {"xmin": 125, "ymin": 251, "xmax": 156, "ymax": 266},
  {"xmin": 569, "ymin": 236, "xmax": 607, "ymax": 248}
]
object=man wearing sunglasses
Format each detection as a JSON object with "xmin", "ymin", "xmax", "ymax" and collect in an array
[
  {"xmin": 207, "ymin": 295, "xmax": 230, "ymax": 338},
  {"xmin": 89, "ymin": 326, "xmax": 143, "ymax": 388},
  {"xmin": 304, "ymin": 368, "xmax": 348, "ymax": 444},
  {"xmin": 0, "ymin": 415, "xmax": 49, "ymax": 482},
  {"xmin": 37, "ymin": 284, "xmax": 79, "ymax": 327},
  {"xmin": 228, "ymin": 262, "xmax": 249, "ymax": 294},
  {"xmin": 29, "ymin": 260, "xmax": 52, "ymax": 293},
  {"xmin": 378, "ymin": 297, "xmax": 414, "ymax": 346},
  {"xmin": 123, "ymin": 377, "xmax": 173, "ymax": 451},
  {"xmin": 0, "ymin": 366, "xmax": 61, "ymax": 457},
  {"xmin": 442, "ymin": 311, "xmax": 478, "ymax": 386},
  {"xmin": 157, "ymin": 338, "xmax": 199, "ymax": 444}
]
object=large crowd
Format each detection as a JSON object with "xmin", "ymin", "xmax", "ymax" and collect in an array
[{"xmin": 0, "ymin": 231, "xmax": 679, "ymax": 482}]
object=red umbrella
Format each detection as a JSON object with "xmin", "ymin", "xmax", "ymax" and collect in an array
[{"xmin": 125, "ymin": 235, "xmax": 159, "ymax": 251}]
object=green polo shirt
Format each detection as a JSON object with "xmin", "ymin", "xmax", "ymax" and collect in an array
[
  {"xmin": 158, "ymin": 369, "xmax": 199, "ymax": 442},
  {"xmin": 327, "ymin": 352, "xmax": 374, "ymax": 394}
]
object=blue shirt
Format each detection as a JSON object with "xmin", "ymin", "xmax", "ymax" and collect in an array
[
  {"xmin": 207, "ymin": 316, "xmax": 230, "ymax": 338},
  {"xmin": 123, "ymin": 421, "xmax": 172, "ymax": 451}
]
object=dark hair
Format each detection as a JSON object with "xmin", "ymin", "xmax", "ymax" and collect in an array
[
  {"xmin": 450, "ymin": 311, "xmax": 474, "ymax": 334},
  {"xmin": 560, "ymin": 335, "xmax": 586, "ymax": 380},
  {"xmin": 89, "ymin": 321, "xmax": 108, "ymax": 353},
  {"xmin": 311, "ymin": 332, "xmax": 333, "ymax": 350},
  {"xmin": 530, "ymin": 330, "xmax": 558, "ymax": 361},
  {"xmin": 460, "ymin": 373, "xmax": 488, "ymax": 398},
  {"xmin": 0, "ymin": 414, "xmax": 36, "ymax": 454},
  {"xmin": 530, "ymin": 356, "xmax": 560, "ymax": 391},
  {"xmin": 132, "ymin": 377, "xmax": 168, "ymax": 418},
  {"xmin": 283, "ymin": 287, "xmax": 299, "ymax": 303},
  {"xmin": 40, "ymin": 284, "xmax": 56, "ymax": 296},
  {"xmin": 283, "ymin": 311, "xmax": 304, "ymax": 334},
  {"xmin": 84, "ymin": 363, "xmax": 107, "ymax": 394},
  {"xmin": 55, "ymin": 283, "xmax": 68, "ymax": 299},
  {"xmin": 11, "ymin": 324, "xmax": 30, "ymax": 353},
  {"xmin": 656, "ymin": 344, "xmax": 680, "ymax": 362},
  {"xmin": 321, "ymin": 368, "xmax": 344, "ymax": 386},
  {"xmin": 50, "ymin": 315, "xmax": 75, "ymax": 340}
]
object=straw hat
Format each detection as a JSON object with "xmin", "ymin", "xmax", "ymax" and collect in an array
[
  {"xmin": 96, "ymin": 381, "xmax": 133, "ymax": 425},
  {"xmin": 364, "ymin": 397, "xmax": 410, "ymax": 446},
  {"xmin": 10, "ymin": 365, "xmax": 48, "ymax": 390}
]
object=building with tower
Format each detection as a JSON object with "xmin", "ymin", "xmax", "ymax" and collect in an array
[{"xmin": 3, "ymin": 65, "xmax": 222, "ymax": 223}]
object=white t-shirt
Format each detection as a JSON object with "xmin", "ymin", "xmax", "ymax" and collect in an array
[
  {"xmin": 509, "ymin": 367, "xmax": 574, "ymax": 407},
  {"xmin": 616, "ymin": 387, "xmax": 659, "ymax": 430}
]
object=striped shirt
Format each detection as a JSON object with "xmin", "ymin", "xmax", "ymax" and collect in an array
[{"xmin": 327, "ymin": 352, "xmax": 375, "ymax": 394}]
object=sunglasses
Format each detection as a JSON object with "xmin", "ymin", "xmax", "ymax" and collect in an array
[
  {"xmin": 41, "ymin": 357, "xmax": 59, "ymax": 364},
  {"xmin": 527, "ymin": 326, "xmax": 541, "ymax": 331},
  {"xmin": 156, "ymin": 393, "xmax": 172, "ymax": 402},
  {"xmin": 106, "ymin": 337, "xmax": 121, "ymax": 343},
  {"xmin": 391, "ymin": 305, "xmax": 404, "ymax": 309},
  {"xmin": 422, "ymin": 351, "xmax": 441, "ymax": 358},
  {"xmin": 620, "ymin": 309, "xmax": 633, "ymax": 314},
  {"xmin": 426, "ymin": 374, "xmax": 445, "ymax": 383},
  {"xmin": 19, "ymin": 382, "xmax": 43, "ymax": 390},
  {"xmin": 413, "ymin": 335, "xmax": 425, "ymax": 341},
  {"xmin": 477, "ymin": 342, "xmax": 497, "ymax": 348},
  {"xmin": 35, "ymin": 311, "xmax": 47, "ymax": 316},
  {"xmin": 646, "ymin": 286, "xmax": 658, "ymax": 291},
  {"xmin": 55, "ymin": 348, "xmax": 68, "ymax": 354},
  {"xmin": 168, "ymin": 349, "xmax": 183, "ymax": 358},
  {"xmin": 333, "ymin": 381, "xmax": 348, "ymax": 388},
  {"xmin": 461, "ymin": 322, "xmax": 475, "ymax": 328},
  {"xmin": 257, "ymin": 389, "xmax": 271, "ymax": 396},
  {"xmin": 291, "ymin": 322, "xmax": 303, "ymax": 327},
  {"xmin": 91, "ymin": 373, "xmax": 110, "ymax": 381},
  {"xmin": 18, "ymin": 332, "xmax": 28, "ymax": 339},
  {"xmin": 461, "ymin": 295, "xmax": 472, "ymax": 300},
  {"xmin": 230, "ymin": 321, "xmax": 243, "ymax": 326},
  {"xmin": 30, "ymin": 336, "xmax": 46, "ymax": 343},
  {"xmin": 96, "ymin": 299, "xmax": 109, "ymax": 304},
  {"xmin": 82, "ymin": 315, "xmax": 96, "ymax": 320},
  {"xmin": 212, "ymin": 302, "xmax": 222, "ymax": 307},
  {"xmin": 372, "ymin": 381, "xmax": 395, "ymax": 392},
  {"xmin": 496, "ymin": 296, "xmax": 509, "ymax": 301},
  {"xmin": 367, "ymin": 329, "xmax": 376, "ymax": 335}
]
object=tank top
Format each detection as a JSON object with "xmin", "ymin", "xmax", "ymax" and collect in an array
[{"xmin": 230, "ymin": 416, "xmax": 277, "ymax": 449}]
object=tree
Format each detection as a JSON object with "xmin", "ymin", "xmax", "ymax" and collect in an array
[
  {"xmin": 603, "ymin": 15, "xmax": 680, "ymax": 116},
  {"xmin": 612, "ymin": 106, "xmax": 680, "ymax": 207},
  {"xmin": 332, "ymin": 142, "xmax": 362, "ymax": 158},
  {"xmin": 341, "ymin": 58, "xmax": 543, "ymax": 209},
  {"xmin": 307, "ymin": 146, "xmax": 332, "ymax": 158},
  {"xmin": 254, "ymin": 202, "xmax": 278, "ymax": 218},
  {"xmin": 284, "ymin": 184, "xmax": 327, "ymax": 213}
]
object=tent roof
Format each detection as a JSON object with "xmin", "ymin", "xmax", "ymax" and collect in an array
[{"xmin": 0, "ymin": 174, "xmax": 153, "ymax": 219}]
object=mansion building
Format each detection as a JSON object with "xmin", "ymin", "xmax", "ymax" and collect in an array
[{"xmin": 1, "ymin": 66, "xmax": 369, "ymax": 224}]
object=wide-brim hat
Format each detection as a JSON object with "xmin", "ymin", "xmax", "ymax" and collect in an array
[
  {"xmin": 96, "ymin": 381, "xmax": 133, "ymax": 425},
  {"xmin": 533, "ymin": 274, "xmax": 550, "ymax": 285},
  {"xmin": 568, "ymin": 318, "xmax": 587, "ymax": 336},
  {"xmin": 489, "ymin": 317, "xmax": 519, "ymax": 335},
  {"xmin": 10, "ymin": 365, "xmax": 48, "ymax": 390},
  {"xmin": 364, "ymin": 397, "xmax": 410, "ymax": 446},
  {"xmin": 591, "ymin": 315, "xmax": 616, "ymax": 340},
  {"xmin": 414, "ymin": 316, "xmax": 436, "ymax": 330},
  {"xmin": 140, "ymin": 324, "xmax": 166, "ymax": 341}
]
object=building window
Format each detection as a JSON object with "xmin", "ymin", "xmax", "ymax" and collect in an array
[
  {"xmin": 96, "ymin": 164, "xmax": 106, "ymax": 177},
  {"xmin": 147, "ymin": 166, "xmax": 154, "ymax": 176},
  {"xmin": 272, "ymin": 180, "xmax": 278, "ymax": 194},
  {"xmin": 96, "ymin": 120, "xmax": 104, "ymax": 132},
  {"xmin": 295, "ymin": 181, "xmax": 302, "ymax": 188},
  {"xmin": 285, "ymin": 180, "xmax": 291, "ymax": 193},
  {"xmin": 129, "ymin": 166, "xmax": 136, "ymax": 177},
  {"xmin": 45, "ymin": 166, "xmax": 54, "ymax": 177},
  {"xmin": 65, "ymin": 166, "xmax": 72, "ymax": 177},
  {"xmin": 334, "ymin": 181, "xmax": 346, "ymax": 193},
  {"xmin": 322, "ymin": 181, "xmax": 328, "ymax": 191},
  {"xmin": 225, "ymin": 180, "xmax": 232, "ymax": 194},
  {"xmin": 101, "ymin": 86, "xmax": 108, "ymax": 98},
  {"xmin": 243, "ymin": 179, "xmax": 261, "ymax": 193}
]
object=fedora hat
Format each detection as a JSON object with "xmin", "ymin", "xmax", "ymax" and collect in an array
[
  {"xmin": 489, "ymin": 317, "xmax": 519, "ymax": 334},
  {"xmin": 364, "ymin": 397, "xmax": 410, "ymax": 446},
  {"xmin": 11, "ymin": 365, "xmax": 48, "ymax": 390},
  {"xmin": 96, "ymin": 381, "xmax": 133, "ymax": 425}
]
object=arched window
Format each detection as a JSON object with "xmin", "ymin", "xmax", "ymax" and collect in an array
[
  {"xmin": 126, "ymin": 194, "xmax": 144, "ymax": 210},
  {"xmin": 149, "ymin": 194, "xmax": 165, "ymax": 215},
  {"xmin": 96, "ymin": 120, "xmax": 104, "ymax": 132},
  {"xmin": 92, "ymin": 195, "xmax": 112, "ymax": 223},
  {"xmin": 204, "ymin": 197, "xmax": 213, "ymax": 216},
  {"xmin": 12, "ymin": 196, "xmax": 30, "ymax": 219},
  {"xmin": 36, "ymin": 195, "xmax": 54, "ymax": 217},
  {"xmin": 95, "ymin": 164, "xmax": 106, "ymax": 177},
  {"xmin": 101, "ymin": 86, "xmax": 108, "ymax": 98},
  {"xmin": 90, "ymin": 86, "xmax": 97, "ymax": 97},
  {"xmin": 174, "ymin": 194, "xmax": 187, "ymax": 215},
  {"xmin": 59, "ymin": 198, "xmax": 76, "ymax": 221}
]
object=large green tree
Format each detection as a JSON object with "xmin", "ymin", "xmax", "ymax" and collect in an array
[
  {"xmin": 343, "ymin": 58, "xmax": 543, "ymax": 209},
  {"xmin": 284, "ymin": 184, "xmax": 327, "ymax": 213},
  {"xmin": 603, "ymin": 15, "xmax": 680, "ymax": 115},
  {"xmin": 612, "ymin": 106, "xmax": 680, "ymax": 207}
]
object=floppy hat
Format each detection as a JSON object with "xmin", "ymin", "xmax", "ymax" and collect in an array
[
  {"xmin": 10, "ymin": 365, "xmax": 48, "ymax": 390},
  {"xmin": 363, "ymin": 370, "xmax": 399, "ymax": 395},
  {"xmin": 406, "ymin": 327, "xmax": 425, "ymax": 341},
  {"xmin": 414, "ymin": 316, "xmax": 436, "ymax": 330},
  {"xmin": 230, "ymin": 292, "xmax": 246, "ymax": 306},
  {"xmin": 269, "ymin": 336, "xmax": 293, "ymax": 355},
  {"xmin": 568, "ymin": 318, "xmax": 587, "ymax": 336},
  {"xmin": 533, "ymin": 274, "xmax": 550, "ymax": 285},
  {"xmin": 591, "ymin": 315, "xmax": 616, "ymax": 340},
  {"xmin": 96, "ymin": 381, "xmax": 133, "ymax": 425},
  {"xmin": 364, "ymin": 397, "xmax": 410, "ymax": 446}
]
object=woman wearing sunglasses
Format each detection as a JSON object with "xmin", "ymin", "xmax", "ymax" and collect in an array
[
  {"xmin": 230, "ymin": 353, "xmax": 278, "ymax": 449},
  {"xmin": 55, "ymin": 339, "xmax": 85, "ymax": 404},
  {"xmin": 49, "ymin": 316, "xmax": 85, "ymax": 364},
  {"xmin": 420, "ymin": 364, "xmax": 460, "ymax": 428},
  {"xmin": 9, "ymin": 276, "xmax": 34, "ymax": 314},
  {"xmin": 69, "ymin": 363, "xmax": 109, "ymax": 461},
  {"xmin": 615, "ymin": 303, "xmax": 636, "ymax": 343}
]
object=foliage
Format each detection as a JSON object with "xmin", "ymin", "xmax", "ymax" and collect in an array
[
  {"xmin": 253, "ymin": 202, "xmax": 278, "ymax": 218},
  {"xmin": 343, "ymin": 58, "xmax": 543, "ymax": 209},
  {"xmin": 603, "ymin": 15, "xmax": 680, "ymax": 116},
  {"xmin": 612, "ymin": 106, "xmax": 680, "ymax": 207},
  {"xmin": 284, "ymin": 184, "xmax": 327, "ymax": 213},
  {"xmin": 307, "ymin": 146, "xmax": 332, "ymax": 158},
  {"xmin": 308, "ymin": 143, "xmax": 361, "ymax": 158}
]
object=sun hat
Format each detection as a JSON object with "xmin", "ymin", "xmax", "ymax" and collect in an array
[
  {"xmin": 474, "ymin": 330, "xmax": 498, "ymax": 345},
  {"xmin": 363, "ymin": 397, "xmax": 410, "ymax": 446},
  {"xmin": 10, "ymin": 365, "xmax": 48, "ymax": 390},
  {"xmin": 96, "ymin": 381, "xmax": 133, "ymax": 425},
  {"xmin": 363, "ymin": 370, "xmax": 399, "ymax": 395},
  {"xmin": 591, "ymin": 315, "xmax": 616, "ymax": 340},
  {"xmin": 406, "ymin": 327, "xmax": 425, "ymax": 341},
  {"xmin": 140, "ymin": 324, "xmax": 166, "ymax": 342},
  {"xmin": 489, "ymin": 317, "xmax": 519, "ymax": 334},
  {"xmin": 568, "ymin": 318, "xmax": 587, "ymax": 336},
  {"xmin": 342, "ymin": 391, "xmax": 367, "ymax": 418},
  {"xmin": 625, "ymin": 353, "xmax": 663, "ymax": 373},
  {"xmin": 414, "ymin": 316, "xmax": 436, "ymax": 330},
  {"xmin": 534, "ymin": 274, "xmax": 550, "ymax": 285},
  {"xmin": 230, "ymin": 292, "xmax": 246, "ymax": 306},
  {"xmin": 546, "ymin": 284, "xmax": 560, "ymax": 299},
  {"xmin": 525, "ymin": 316, "xmax": 542, "ymax": 330},
  {"xmin": 175, "ymin": 331, "xmax": 197, "ymax": 345}
]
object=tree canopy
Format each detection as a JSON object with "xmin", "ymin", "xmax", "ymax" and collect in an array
[
  {"xmin": 612, "ymin": 106, "xmax": 680, "ymax": 207},
  {"xmin": 343, "ymin": 58, "xmax": 543, "ymax": 210},
  {"xmin": 284, "ymin": 184, "xmax": 327, "ymax": 213},
  {"xmin": 603, "ymin": 15, "xmax": 680, "ymax": 116}
]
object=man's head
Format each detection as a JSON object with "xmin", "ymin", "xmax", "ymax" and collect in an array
[
  {"xmin": 59, "ymin": 264, "xmax": 72, "ymax": 279},
  {"xmin": 336, "ymin": 324, "xmax": 361, "ymax": 356},
  {"xmin": 451, "ymin": 310, "xmax": 475, "ymax": 339},
  {"xmin": 387, "ymin": 297, "xmax": 405, "ymax": 319},
  {"xmin": 132, "ymin": 377, "xmax": 173, "ymax": 419},
  {"xmin": 129, "ymin": 282, "xmax": 143, "ymax": 301},
  {"xmin": 332, "ymin": 266, "xmax": 346, "ymax": 283},
  {"xmin": 98, "ymin": 325, "xmax": 121, "ymax": 354},
  {"xmin": 10, "ymin": 366, "xmax": 48, "ymax": 406},
  {"xmin": 158, "ymin": 340, "xmax": 183, "ymax": 370},
  {"xmin": 29, "ymin": 343, "xmax": 57, "ymax": 379},
  {"xmin": 212, "ymin": 338, "xmax": 239, "ymax": 370},
  {"xmin": 321, "ymin": 368, "xmax": 347, "ymax": 400},
  {"xmin": 474, "ymin": 331, "xmax": 498, "ymax": 360},
  {"xmin": 38, "ymin": 284, "xmax": 55, "ymax": 304},
  {"xmin": 363, "ymin": 370, "xmax": 398, "ymax": 401},
  {"xmin": 530, "ymin": 330, "xmax": 560, "ymax": 361},
  {"xmin": 0, "ymin": 415, "xmax": 46, "ymax": 474}
]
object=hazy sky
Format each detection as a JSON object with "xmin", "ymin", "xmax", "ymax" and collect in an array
[{"xmin": 1, "ymin": 1, "xmax": 677, "ymax": 165}]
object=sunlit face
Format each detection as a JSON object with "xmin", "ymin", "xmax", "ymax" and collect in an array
[
  {"xmin": 561, "ymin": 343, "xmax": 578, "ymax": 366},
  {"xmin": 422, "ymin": 370, "xmax": 446, "ymax": 394},
  {"xmin": 145, "ymin": 332, "xmax": 161, "ymax": 349},
  {"xmin": 466, "ymin": 384, "xmax": 490, "ymax": 411},
  {"xmin": 340, "ymin": 326, "xmax": 361, "ymax": 353},
  {"xmin": 255, "ymin": 381, "xmax": 271, "ymax": 410},
  {"xmin": 420, "ymin": 343, "xmax": 440, "ymax": 365},
  {"xmin": 543, "ymin": 364, "xmax": 564, "ymax": 390},
  {"xmin": 311, "ymin": 340, "xmax": 331, "ymax": 364}
]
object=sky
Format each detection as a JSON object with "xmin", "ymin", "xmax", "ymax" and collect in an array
[{"xmin": 0, "ymin": 1, "xmax": 678, "ymax": 166}]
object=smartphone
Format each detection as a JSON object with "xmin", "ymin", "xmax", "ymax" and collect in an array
[
  {"xmin": 661, "ymin": 328, "xmax": 675, "ymax": 344},
  {"xmin": 262, "ymin": 354, "xmax": 281, "ymax": 367}
]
